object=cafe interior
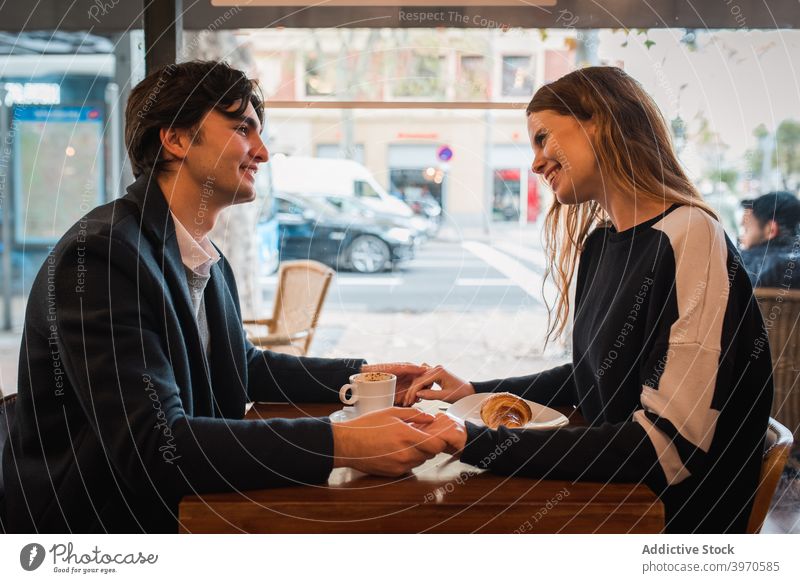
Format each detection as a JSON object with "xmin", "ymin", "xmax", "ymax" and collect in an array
[{"xmin": 0, "ymin": 0, "xmax": 799, "ymax": 538}]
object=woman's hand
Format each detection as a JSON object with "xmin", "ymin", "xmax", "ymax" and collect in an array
[
  {"xmin": 418, "ymin": 413, "xmax": 467, "ymax": 455},
  {"xmin": 401, "ymin": 365, "xmax": 475, "ymax": 406},
  {"xmin": 361, "ymin": 362, "xmax": 428, "ymax": 405}
]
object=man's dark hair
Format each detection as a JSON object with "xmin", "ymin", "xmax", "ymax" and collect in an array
[
  {"xmin": 124, "ymin": 60, "xmax": 265, "ymax": 178},
  {"xmin": 742, "ymin": 191, "xmax": 800, "ymax": 237}
]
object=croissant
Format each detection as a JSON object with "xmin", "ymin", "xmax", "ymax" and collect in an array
[{"xmin": 480, "ymin": 392, "xmax": 533, "ymax": 429}]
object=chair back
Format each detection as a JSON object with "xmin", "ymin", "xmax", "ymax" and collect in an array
[
  {"xmin": 270, "ymin": 260, "xmax": 334, "ymax": 355},
  {"xmin": 754, "ymin": 288, "xmax": 800, "ymax": 437},
  {"xmin": 747, "ymin": 417, "xmax": 794, "ymax": 533},
  {"xmin": 0, "ymin": 393, "xmax": 17, "ymax": 532}
]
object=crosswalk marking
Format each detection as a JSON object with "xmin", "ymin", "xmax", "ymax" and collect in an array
[
  {"xmin": 493, "ymin": 240, "xmax": 547, "ymax": 270},
  {"xmin": 462, "ymin": 241, "xmax": 556, "ymax": 304},
  {"xmin": 411, "ymin": 259, "xmax": 484, "ymax": 268},
  {"xmin": 455, "ymin": 278, "xmax": 516, "ymax": 286}
]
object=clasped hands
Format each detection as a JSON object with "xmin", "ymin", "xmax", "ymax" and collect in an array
[{"xmin": 331, "ymin": 362, "xmax": 476, "ymax": 477}]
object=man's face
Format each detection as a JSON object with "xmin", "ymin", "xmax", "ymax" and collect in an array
[
  {"xmin": 739, "ymin": 209, "xmax": 770, "ymax": 249},
  {"xmin": 179, "ymin": 100, "xmax": 268, "ymax": 208}
]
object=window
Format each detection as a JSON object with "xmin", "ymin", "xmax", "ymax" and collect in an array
[
  {"xmin": 501, "ymin": 55, "xmax": 535, "ymax": 97},
  {"xmin": 276, "ymin": 197, "xmax": 305, "ymax": 215},
  {"xmin": 391, "ymin": 52, "xmax": 445, "ymax": 99},
  {"xmin": 493, "ymin": 169, "xmax": 522, "ymax": 222},
  {"xmin": 456, "ymin": 56, "xmax": 488, "ymax": 100},
  {"xmin": 354, "ymin": 180, "xmax": 381, "ymax": 199},
  {"xmin": 304, "ymin": 52, "xmax": 336, "ymax": 97}
]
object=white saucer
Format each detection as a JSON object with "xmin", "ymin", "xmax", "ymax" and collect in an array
[
  {"xmin": 447, "ymin": 393, "xmax": 569, "ymax": 430},
  {"xmin": 330, "ymin": 407, "xmax": 357, "ymax": 423}
]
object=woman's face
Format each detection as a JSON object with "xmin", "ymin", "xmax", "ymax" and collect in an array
[{"xmin": 528, "ymin": 110, "xmax": 600, "ymax": 205}]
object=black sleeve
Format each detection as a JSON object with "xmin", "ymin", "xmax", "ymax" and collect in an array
[
  {"xmin": 460, "ymin": 421, "xmax": 667, "ymax": 493},
  {"xmin": 470, "ymin": 363, "xmax": 578, "ymax": 407},
  {"xmin": 245, "ymin": 343, "xmax": 365, "ymax": 403},
  {"xmin": 54, "ymin": 237, "xmax": 336, "ymax": 500}
]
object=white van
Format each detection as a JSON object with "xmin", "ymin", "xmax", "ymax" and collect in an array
[{"xmin": 268, "ymin": 155, "xmax": 414, "ymax": 218}]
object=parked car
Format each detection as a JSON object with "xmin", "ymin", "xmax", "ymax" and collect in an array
[
  {"xmin": 304, "ymin": 193, "xmax": 430, "ymax": 244},
  {"xmin": 395, "ymin": 188, "xmax": 442, "ymax": 236},
  {"xmin": 272, "ymin": 193, "xmax": 415, "ymax": 273}
]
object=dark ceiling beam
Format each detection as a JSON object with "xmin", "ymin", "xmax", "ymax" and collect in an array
[
  {"xmin": 1, "ymin": 1, "xmax": 798, "ymax": 32},
  {"xmin": 143, "ymin": 0, "xmax": 182, "ymax": 74}
]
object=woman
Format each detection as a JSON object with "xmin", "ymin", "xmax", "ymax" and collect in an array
[{"xmin": 408, "ymin": 67, "xmax": 773, "ymax": 534}]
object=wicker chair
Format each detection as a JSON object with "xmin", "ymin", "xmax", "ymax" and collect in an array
[
  {"xmin": 753, "ymin": 288, "xmax": 800, "ymax": 437},
  {"xmin": 243, "ymin": 260, "xmax": 334, "ymax": 356},
  {"xmin": 747, "ymin": 417, "xmax": 794, "ymax": 533}
]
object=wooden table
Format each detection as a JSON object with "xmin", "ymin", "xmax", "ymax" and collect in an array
[{"xmin": 179, "ymin": 402, "xmax": 664, "ymax": 533}]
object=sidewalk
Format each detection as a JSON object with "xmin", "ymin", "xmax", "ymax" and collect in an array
[
  {"xmin": 437, "ymin": 220, "xmax": 544, "ymax": 247},
  {"xmin": 311, "ymin": 307, "xmax": 567, "ymax": 382}
]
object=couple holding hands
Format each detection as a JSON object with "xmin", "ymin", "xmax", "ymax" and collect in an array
[{"xmin": 3, "ymin": 60, "xmax": 771, "ymax": 535}]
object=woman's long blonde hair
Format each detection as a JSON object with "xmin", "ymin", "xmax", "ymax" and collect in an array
[{"xmin": 527, "ymin": 67, "xmax": 717, "ymax": 344}]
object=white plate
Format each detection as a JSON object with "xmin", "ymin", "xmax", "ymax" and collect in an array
[
  {"xmin": 447, "ymin": 393, "xmax": 569, "ymax": 430},
  {"xmin": 330, "ymin": 407, "xmax": 357, "ymax": 423}
]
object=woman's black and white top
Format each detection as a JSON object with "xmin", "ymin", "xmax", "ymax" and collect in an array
[{"xmin": 460, "ymin": 204, "xmax": 773, "ymax": 533}]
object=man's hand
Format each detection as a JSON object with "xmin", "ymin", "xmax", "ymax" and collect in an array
[
  {"xmin": 401, "ymin": 365, "xmax": 475, "ymax": 406},
  {"xmin": 417, "ymin": 413, "xmax": 467, "ymax": 455},
  {"xmin": 331, "ymin": 407, "xmax": 448, "ymax": 476},
  {"xmin": 361, "ymin": 362, "xmax": 428, "ymax": 405}
]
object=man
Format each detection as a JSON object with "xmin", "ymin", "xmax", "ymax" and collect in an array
[
  {"xmin": 1, "ymin": 61, "xmax": 447, "ymax": 533},
  {"xmin": 739, "ymin": 191, "xmax": 800, "ymax": 289}
]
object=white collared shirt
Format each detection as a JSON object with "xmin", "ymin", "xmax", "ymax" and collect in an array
[
  {"xmin": 170, "ymin": 211, "xmax": 220, "ymax": 277},
  {"xmin": 170, "ymin": 211, "xmax": 219, "ymax": 355}
]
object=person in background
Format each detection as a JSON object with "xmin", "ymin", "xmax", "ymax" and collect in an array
[{"xmin": 739, "ymin": 191, "xmax": 800, "ymax": 289}]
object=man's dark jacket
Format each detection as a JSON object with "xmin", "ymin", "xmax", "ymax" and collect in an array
[
  {"xmin": 2, "ymin": 175, "xmax": 363, "ymax": 533},
  {"xmin": 740, "ymin": 236, "xmax": 800, "ymax": 289}
]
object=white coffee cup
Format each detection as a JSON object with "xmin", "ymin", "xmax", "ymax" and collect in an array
[{"xmin": 339, "ymin": 372, "xmax": 396, "ymax": 417}]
